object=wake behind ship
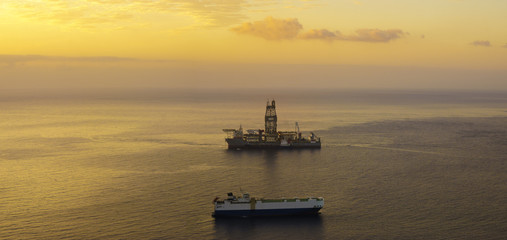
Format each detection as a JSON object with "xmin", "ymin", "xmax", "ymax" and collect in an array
[{"xmin": 223, "ymin": 100, "xmax": 321, "ymax": 149}]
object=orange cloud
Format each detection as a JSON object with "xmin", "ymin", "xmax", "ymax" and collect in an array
[
  {"xmin": 230, "ymin": 16, "xmax": 303, "ymax": 40},
  {"xmin": 299, "ymin": 29, "xmax": 406, "ymax": 42},
  {"xmin": 232, "ymin": 17, "xmax": 406, "ymax": 43},
  {"xmin": 341, "ymin": 29, "xmax": 406, "ymax": 42},
  {"xmin": 298, "ymin": 29, "xmax": 338, "ymax": 40},
  {"xmin": 4, "ymin": 0, "xmax": 248, "ymax": 28},
  {"xmin": 471, "ymin": 40, "xmax": 491, "ymax": 47}
]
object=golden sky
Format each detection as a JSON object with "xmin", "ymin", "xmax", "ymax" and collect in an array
[{"xmin": 1, "ymin": 0, "xmax": 507, "ymax": 90}]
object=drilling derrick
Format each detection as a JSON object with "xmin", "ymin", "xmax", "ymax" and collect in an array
[{"xmin": 264, "ymin": 100, "xmax": 278, "ymax": 142}]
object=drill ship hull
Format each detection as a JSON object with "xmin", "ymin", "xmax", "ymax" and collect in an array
[
  {"xmin": 225, "ymin": 138, "xmax": 321, "ymax": 149},
  {"xmin": 223, "ymin": 100, "xmax": 321, "ymax": 149}
]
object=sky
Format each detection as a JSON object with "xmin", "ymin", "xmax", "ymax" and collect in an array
[{"xmin": 1, "ymin": 0, "xmax": 507, "ymax": 90}]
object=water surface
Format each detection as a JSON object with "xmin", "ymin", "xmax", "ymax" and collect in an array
[{"xmin": 1, "ymin": 89, "xmax": 506, "ymax": 239}]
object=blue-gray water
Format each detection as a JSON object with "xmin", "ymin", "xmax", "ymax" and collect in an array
[{"xmin": 1, "ymin": 89, "xmax": 507, "ymax": 239}]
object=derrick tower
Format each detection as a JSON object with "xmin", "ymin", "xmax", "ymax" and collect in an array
[{"xmin": 264, "ymin": 100, "xmax": 278, "ymax": 142}]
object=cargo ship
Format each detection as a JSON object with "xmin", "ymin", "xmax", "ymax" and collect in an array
[
  {"xmin": 212, "ymin": 192, "xmax": 324, "ymax": 217},
  {"xmin": 223, "ymin": 100, "xmax": 321, "ymax": 149}
]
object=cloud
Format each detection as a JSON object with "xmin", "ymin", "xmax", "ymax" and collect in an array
[
  {"xmin": 230, "ymin": 16, "xmax": 303, "ymax": 40},
  {"xmin": 170, "ymin": 0, "xmax": 247, "ymax": 27},
  {"xmin": 300, "ymin": 28, "xmax": 406, "ymax": 42},
  {"xmin": 4, "ymin": 0, "xmax": 135, "ymax": 28},
  {"xmin": 340, "ymin": 29, "xmax": 406, "ymax": 42},
  {"xmin": 232, "ymin": 17, "xmax": 407, "ymax": 43},
  {"xmin": 3, "ymin": 0, "xmax": 250, "ymax": 28},
  {"xmin": 298, "ymin": 29, "xmax": 338, "ymax": 41},
  {"xmin": 471, "ymin": 40, "xmax": 491, "ymax": 47},
  {"xmin": 0, "ymin": 54, "xmax": 140, "ymax": 66}
]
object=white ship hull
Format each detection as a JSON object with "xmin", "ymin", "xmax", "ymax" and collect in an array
[{"xmin": 213, "ymin": 193, "xmax": 324, "ymax": 217}]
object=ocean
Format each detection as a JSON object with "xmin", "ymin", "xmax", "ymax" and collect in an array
[{"xmin": 1, "ymin": 89, "xmax": 506, "ymax": 239}]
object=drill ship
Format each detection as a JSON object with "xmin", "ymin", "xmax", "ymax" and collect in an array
[
  {"xmin": 223, "ymin": 100, "xmax": 321, "ymax": 149},
  {"xmin": 212, "ymin": 192, "xmax": 324, "ymax": 217}
]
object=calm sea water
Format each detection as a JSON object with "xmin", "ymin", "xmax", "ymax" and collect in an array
[{"xmin": 1, "ymin": 89, "xmax": 507, "ymax": 239}]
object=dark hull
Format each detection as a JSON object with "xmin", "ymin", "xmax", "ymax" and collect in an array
[
  {"xmin": 212, "ymin": 207, "xmax": 322, "ymax": 218},
  {"xmin": 226, "ymin": 139, "xmax": 321, "ymax": 150}
]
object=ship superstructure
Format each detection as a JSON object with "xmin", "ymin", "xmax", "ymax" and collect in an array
[
  {"xmin": 223, "ymin": 100, "xmax": 321, "ymax": 149},
  {"xmin": 212, "ymin": 192, "xmax": 324, "ymax": 217}
]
